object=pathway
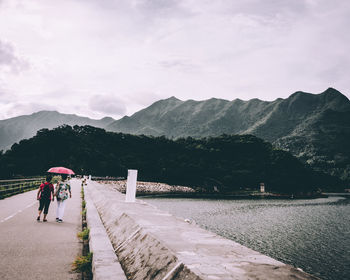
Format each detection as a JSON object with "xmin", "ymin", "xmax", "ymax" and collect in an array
[{"xmin": 0, "ymin": 178, "xmax": 82, "ymax": 280}]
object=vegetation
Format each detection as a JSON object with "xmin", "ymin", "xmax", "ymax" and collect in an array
[
  {"xmin": 104, "ymin": 88, "xmax": 350, "ymax": 183},
  {"xmin": 77, "ymin": 228, "xmax": 90, "ymax": 241},
  {"xmin": 1, "ymin": 88, "xmax": 349, "ymax": 185},
  {"xmin": 72, "ymin": 253, "xmax": 92, "ymax": 273},
  {"xmin": 0, "ymin": 125, "xmax": 345, "ymax": 194},
  {"xmin": 51, "ymin": 175, "xmax": 61, "ymax": 184},
  {"xmin": 75, "ymin": 182, "xmax": 92, "ymax": 279}
]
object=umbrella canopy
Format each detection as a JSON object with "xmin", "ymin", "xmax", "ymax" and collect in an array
[{"xmin": 47, "ymin": 167, "xmax": 75, "ymax": 175}]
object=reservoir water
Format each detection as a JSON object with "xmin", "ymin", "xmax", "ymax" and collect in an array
[{"xmin": 143, "ymin": 194, "xmax": 350, "ymax": 280}]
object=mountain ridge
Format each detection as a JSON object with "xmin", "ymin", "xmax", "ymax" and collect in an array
[
  {"xmin": 1, "ymin": 87, "xmax": 349, "ymax": 181},
  {"xmin": 105, "ymin": 88, "xmax": 350, "ymax": 181}
]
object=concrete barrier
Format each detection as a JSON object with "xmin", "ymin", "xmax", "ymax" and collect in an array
[
  {"xmin": 87, "ymin": 181, "xmax": 318, "ymax": 280},
  {"xmin": 85, "ymin": 185, "xmax": 127, "ymax": 279}
]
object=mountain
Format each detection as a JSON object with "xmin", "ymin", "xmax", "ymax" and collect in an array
[
  {"xmin": 106, "ymin": 88, "xmax": 350, "ymax": 181},
  {"xmin": 1, "ymin": 88, "xmax": 349, "ymax": 182},
  {"xmin": 106, "ymin": 88, "xmax": 349, "ymax": 139},
  {"xmin": 0, "ymin": 111, "xmax": 115, "ymax": 151}
]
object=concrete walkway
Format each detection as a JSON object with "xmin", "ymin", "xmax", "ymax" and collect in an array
[{"xmin": 0, "ymin": 178, "xmax": 82, "ymax": 280}]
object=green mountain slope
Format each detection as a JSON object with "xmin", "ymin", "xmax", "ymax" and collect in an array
[
  {"xmin": 1, "ymin": 88, "xmax": 349, "ymax": 182},
  {"xmin": 106, "ymin": 88, "xmax": 350, "ymax": 181}
]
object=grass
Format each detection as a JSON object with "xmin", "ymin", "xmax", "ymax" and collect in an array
[
  {"xmin": 77, "ymin": 228, "xmax": 90, "ymax": 241},
  {"xmin": 72, "ymin": 252, "xmax": 93, "ymax": 273},
  {"xmin": 75, "ymin": 181, "xmax": 92, "ymax": 279}
]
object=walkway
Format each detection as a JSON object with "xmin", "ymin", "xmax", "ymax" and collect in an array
[{"xmin": 0, "ymin": 179, "xmax": 82, "ymax": 280}]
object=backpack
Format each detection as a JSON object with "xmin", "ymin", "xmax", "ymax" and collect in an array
[
  {"xmin": 41, "ymin": 183, "xmax": 51, "ymax": 200},
  {"xmin": 57, "ymin": 182, "xmax": 69, "ymax": 201}
]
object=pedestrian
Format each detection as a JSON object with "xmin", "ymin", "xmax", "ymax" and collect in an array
[
  {"xmin": 54, "ymin": 174, "xmax": 72, "ymax": 223},
  {"xmin": 36, "ymin": 174, "xmax": 55, "ymax": 222}
]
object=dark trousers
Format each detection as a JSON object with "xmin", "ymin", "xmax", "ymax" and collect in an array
[{"xmin": 38, "ymin": 199, "xmax": 51, "ymax": 214}]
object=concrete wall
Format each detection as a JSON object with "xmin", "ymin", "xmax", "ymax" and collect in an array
[
  {"xmin": 85, "ymin": 184, "xmax": 127, "ymax": 280},
  {"xmin": 86, "ymin": 181, "xmax": 318, "ymax": 280}
]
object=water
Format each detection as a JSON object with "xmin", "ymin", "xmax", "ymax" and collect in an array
[{"xmin": 142, "ymin": 195, "xmax": 350, "ymax": 280}]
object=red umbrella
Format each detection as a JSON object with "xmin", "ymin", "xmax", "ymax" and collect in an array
[{"xmin": 47, "ymin": 167, "xmax": 75, "ymax": 175}]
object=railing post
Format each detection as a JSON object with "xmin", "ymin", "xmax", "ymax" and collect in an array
[{"xmin": 125, "ymin": 169, "xmax": 138, "ymax": 202}]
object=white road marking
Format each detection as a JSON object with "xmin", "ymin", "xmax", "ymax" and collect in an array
[{"xmin": 0, "ymin": 201, "xmax": 37, "ymax": 223}]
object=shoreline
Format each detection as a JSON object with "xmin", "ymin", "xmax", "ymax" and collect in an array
[{"xmin": 96, "ymin": 180, "xmax": 327, "ymax": 199}]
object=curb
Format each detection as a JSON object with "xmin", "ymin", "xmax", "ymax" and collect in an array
[{"xmin": 85, "ymin": 183, "xmax": 127, "ymax": 280}]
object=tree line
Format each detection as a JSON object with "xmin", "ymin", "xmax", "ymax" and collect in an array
[{"xmin": 0, "ymin": 125, "xmax": 344, "ymax": 194}]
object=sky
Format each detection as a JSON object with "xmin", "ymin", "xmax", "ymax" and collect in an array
[{"xmin": 0, "ymin": 0, "xmax": 349, "ymax": 120}]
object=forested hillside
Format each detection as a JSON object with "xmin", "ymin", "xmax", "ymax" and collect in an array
[
  {"xmin": 0, "ymin": 125, "xmax": 343, "ymax": 194},
  {"xmin": 1, "ymin": 88, "xmax": 349, "ymax": 183},
  {"xmin": 106, "ymin": 88, "xmax": 350, "ymax": 182}
]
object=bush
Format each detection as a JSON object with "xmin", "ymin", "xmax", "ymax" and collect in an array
[
  {"xmin": 51, "ymin": 175, "xmax": 61, "ymax": 184},
  {"xmin": 72, "ymin": 252, "xmax": 92, "ymax": 273},
  {"xmin": 77, "ymin": 228, "xmax": 89, "ymax": 241}
]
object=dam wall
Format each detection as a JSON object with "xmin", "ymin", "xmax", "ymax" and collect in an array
[{"xmin": 85, "ymin": 181, "xmax": 318, "ymax": 280}]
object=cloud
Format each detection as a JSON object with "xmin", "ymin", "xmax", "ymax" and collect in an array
[
  {"xmin": 0, "ymin": 0, "xmax": 349, "ymax": 120},
  {"xmin": 83, "ymin": 0, "xmax": 189, "ymax": 17},
  {"xmin": 89, "ymin": 95, "xmax": 127, "ymax": 117},
  {"xmin": 0, "ymin": 101, "xmax": 58, "ymax": 119},
  {"xmin": 0, "ymin": 40, "xmax": 18, "ymax": 65},
  {"xmin": 0, "ymin": 40, "xmax": 28, "ymax": 73}
]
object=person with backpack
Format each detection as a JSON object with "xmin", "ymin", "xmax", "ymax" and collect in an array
[
  {"xmin": 54, "ymin": 174, "xmax": 71, "ymax": 223},
  {"xmin": 36, "ymin": 174, "xmax": 55, "ymax": 222}
]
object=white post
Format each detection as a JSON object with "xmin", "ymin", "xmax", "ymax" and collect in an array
[
  {"xmin": 89, "ymin": 175, "xmax": 91, "ymax": 181},
  {"xmin": 125, "ymin": 169, "xmax": 138, "ymax": 202}
]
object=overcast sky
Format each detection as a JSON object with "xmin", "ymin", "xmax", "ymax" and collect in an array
[{"xmin": 0, "ymin": 0, "xmax": 349, "ymax": 120}]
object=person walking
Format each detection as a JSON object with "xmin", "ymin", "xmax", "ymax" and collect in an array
[
  {"xmin": 36, "ymin": 174, "xmax": 55, "ymax": 222},
  {"xmin": 54, "ymin": 174, "xmax": 72, "ymax": 223}
]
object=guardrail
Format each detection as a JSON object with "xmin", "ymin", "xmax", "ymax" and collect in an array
[{"xmin": 0, "ymin": 178, "xmax": 45, "ymax": 199}]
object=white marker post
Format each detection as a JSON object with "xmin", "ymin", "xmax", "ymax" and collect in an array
[{"xmin": 125, "ymin": 169, "xmax": 138, "ymax": 202}]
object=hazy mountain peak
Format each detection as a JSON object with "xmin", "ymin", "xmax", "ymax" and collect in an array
[
  {"xmin": 32, "ymin": 110, "xmax": 59, "ymax": 115},
  {"xmin": 290, "ymin": 87, "xmax": 346, "ymax": 100},
  {"xmin": 322, "ymin": 87, "xmax": 342, "ymax": 95},
  {"xmin": 163, "ymin": 96, "xmax": 181, "ymax": 102},
  {"xmin": 100, "ymin": 116, "xmax": 113, "ymax": 121}
]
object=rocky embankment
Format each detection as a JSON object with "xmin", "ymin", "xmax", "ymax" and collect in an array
[
  {"xmin": 97, "ymin": 180, "xmax": 326, "ymax": 199},
  {"xmin": 97, "ymin": 180, "xmax": 195, "ymax": 196}
]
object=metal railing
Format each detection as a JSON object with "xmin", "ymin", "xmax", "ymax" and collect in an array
[{"xmin": 0, "ymin": 178, "xmax": 45, "ymax": 199}]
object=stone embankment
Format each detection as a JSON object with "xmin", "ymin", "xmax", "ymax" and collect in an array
[
  {"xmin": 85, "ymin": 181, "xmax": 318, "ymax": 280},
  {"xmin": 98, "ymin": 180, "xmax": 196, "ymax": 196}
]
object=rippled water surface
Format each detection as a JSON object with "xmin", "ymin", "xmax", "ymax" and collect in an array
[{"xmin": 143, "ymin": 195, "xmax": 350, "ymax": 280}]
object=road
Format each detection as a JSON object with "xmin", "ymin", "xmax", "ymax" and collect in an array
[{"xmin": 0, "ymin": 179, "xmax": 82, "ymax": 280}]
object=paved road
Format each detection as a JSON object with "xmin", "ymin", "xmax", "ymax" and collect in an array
[{"xmin": 0, "ymin": 179, "xmax": 82, "ymax": 280}]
